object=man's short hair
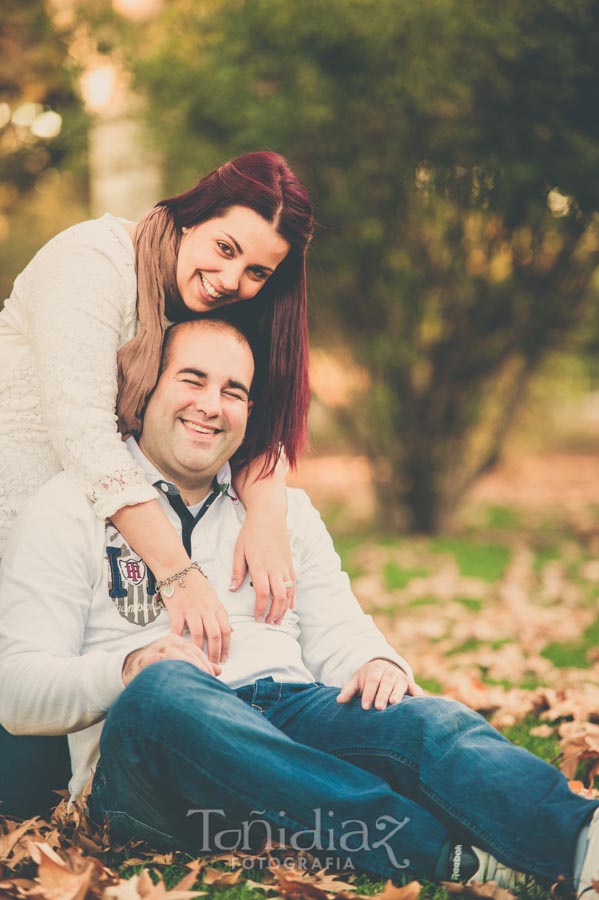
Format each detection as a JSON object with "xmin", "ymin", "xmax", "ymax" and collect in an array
[{"xmin": 158, "ymin": 319, "xmax": 254, "ymax": 380}]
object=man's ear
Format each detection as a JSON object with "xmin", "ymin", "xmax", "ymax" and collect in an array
[{"xmin": 247, "ymin": 400, "xmax": 253, "ymax": 416}]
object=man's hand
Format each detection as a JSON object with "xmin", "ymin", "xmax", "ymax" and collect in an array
[
  {"xmin": 122, "ymin": 633, "xmax": 221, "ymax": 687},
  {"xmin": 337, "ymin": 659, "xmax": 424, "ymax": 710}
]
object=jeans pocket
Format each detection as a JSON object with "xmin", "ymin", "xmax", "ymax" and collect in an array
[{"xmin": 101, "ymin": 809, "xmax": 187, "ymax": 852}]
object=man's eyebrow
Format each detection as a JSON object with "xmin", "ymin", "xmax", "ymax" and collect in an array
[
  {"xmin": 178, "ymin": 368, "xmax": 250, "ymax": 398},
  {"xmin": 222, "ymin": 231, "xmax": 274, "ymax": 273},
  {"xmin": 226, "ymin": 378, "xmax": 250, "ymax": 398},
  {"xmin": 178, "ymin": 367, "xmax": 207, "ymax": 379}
]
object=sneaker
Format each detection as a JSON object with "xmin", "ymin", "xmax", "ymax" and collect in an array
[
  {"xmin": 576, "ymin": 809, "xmax": 599, "ymax": 897},
  {"xmin": 443, "ymin": 842, "xmax": 528, "ymax": 890},
  {"xmin": 468, "ymin": 846, "xmax": 529, "ymax": 890}
]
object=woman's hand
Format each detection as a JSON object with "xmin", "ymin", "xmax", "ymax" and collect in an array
[
  {"xmin": 230, "ymin": 506, "xmax": 295, "ymax": 624},
  {"xmin": 232, "ymin": 454, "xmax": 294, "ymax": 625},
  {"xmin": 161, "ymin": 566, "xmax": 232, "ymax": 664},
  {"xmin": 111, "ymin": 500, "xmax": 232, "ymax": 663}
]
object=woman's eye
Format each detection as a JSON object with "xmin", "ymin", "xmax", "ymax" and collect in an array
[
  {"xmin": 217, "ymin": 241, "xmax": 234, "ymax": 256},
  {"xmin": 248, "ymin": 268, "xmax": 268, "ymax": 282}
]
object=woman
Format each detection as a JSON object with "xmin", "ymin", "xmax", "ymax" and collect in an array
[{"xmin": 0, "ymin": 150, "xmax": 313, "ymax": 817}]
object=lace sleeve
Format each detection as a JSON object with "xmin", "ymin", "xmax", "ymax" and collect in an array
[{"xmin": 24, "ymin": 226, "xmax": 158, "ymax": 518}]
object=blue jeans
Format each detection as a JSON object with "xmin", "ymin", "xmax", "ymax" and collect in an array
[
  {"xmin": 88, "ymin": 662, "xmax": 597, "ymax": 883},
  {"xmin": 0, "ymin": 725, "xmax": 71, "ymax": 819}
]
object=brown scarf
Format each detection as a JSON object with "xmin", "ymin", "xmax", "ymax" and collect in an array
[{"xmin": 116, "ymin": 205, "xmax": 189, "ymax": 437}]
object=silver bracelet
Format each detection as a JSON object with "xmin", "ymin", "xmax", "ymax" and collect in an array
[{"xmin": 156, "ymin": 562, "xmax": 207, "ymax": 601}]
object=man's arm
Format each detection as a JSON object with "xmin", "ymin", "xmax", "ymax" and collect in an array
[
  {"xmin": 0, "ymin": 478, "xmax": 126, "ymax": 735},
  {"xmin": 291, "ymin": 491, "xmax": 415, "ymax": 689}
]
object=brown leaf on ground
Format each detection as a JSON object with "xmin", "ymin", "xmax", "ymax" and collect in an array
[
  {"xmin": 374, "ymin": 881, "xmax": 421, "ymax": 900},
  {"xmin": 202, "ymin": 867, "xmax": 243, "ymax": 887},
  {"xmin": 0, "ymin": 819, "xmax": 43, "ymax": 865},
  {"xmin": 106, "ymin": 867, "xmax": 205, "ymax": 900},
  {"xmin": 35, "ymin": 845, "xmax": 97, "ymax": 900},
  {"xmin": 241, "ymin": 881, "xmax": 279, "ymax": 894},
  {"xmin": 172, "ymin": 861, "xmax": 204, "ymax": 893},
  {"xmin": 442, "ymin": 881, "xmax": 515, "ymax": 900},
  {"xmin": 568, "ymin": 780, "xmax": 599, "ymax": 799},
  {"xmin": 309, "ymin": 873, "xmax": 357, "ymax": 894},
  {"xmin": 558, "ymin": 721, "xmax": 599, "ymax": 781},
  {"xmin": 542, "ymin": 686, "xmax": 599, "ymax": 724},
  {"xmin": 332, "ymin": 883, "xmax": 419, "ymax": 900},
  {"xmin": 0, "ymin": 876, "xmax": 39, "ymax": 897},
  {"xmin": 27, "ymin": 842, "xmax": 117, "ymax": 900},
  {"xmin": 103, "ymin": 877, "xmax": 146, "ymax": 900},
  {"xmin": 268, "ymin": 865, "xmax": 363, "ymax": 900},
  {"xmin": 143, "ymin": 855, "xmax": 175, "ymax": 868},
  {"xmin": 529, "ymin": 724, "xmax": 554, "ymax": 738},
  {"xmin": 272, "ymin": 867, "xmax": 330, "ymax": 900}
]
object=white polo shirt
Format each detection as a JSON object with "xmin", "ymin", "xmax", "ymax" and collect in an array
[{"xmin": 0, "ymin": 439, "xmax": 412, "ymax": 798}]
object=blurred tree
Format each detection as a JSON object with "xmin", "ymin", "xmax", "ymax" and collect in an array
[
  {"xmin": 0, "ymin": 1, "xmax": 88, "ymax": 300},
  {"xmin": 111, "ymin": 0, "xmax": 599, "ymax": 530},
  {"xmin": 0, "ymin": 1, "xmax": 86, "ymax": 204}
]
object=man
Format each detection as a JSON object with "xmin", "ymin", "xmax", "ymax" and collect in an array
[{"xmin": 0, "ymin": 319, "xmax": 597, "ymax": 892}]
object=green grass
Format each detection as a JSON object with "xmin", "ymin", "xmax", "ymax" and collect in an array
[
  {"xmin": 384, "ymin": 563, "xmax": 430, "ymax": 590},
  {"xmin": 431, "ymin": 538, "xmax": 510, "ymax": 582},
  {"xmin": 418, "ymin": 676, "xmax": 443, "ymax": 694},
  {"xmin": 407, "ymin": 595, "xmax": 439, "ymax": 608},
  {"xmin": 541, "ymin": 615, "xmax": 599, "ymax": 669},
  {"xmin": 446, "ymin": 637, "xmax": 512, "ymax": 657},
  {"xmin": 481, "ymin": 673, "xmax": 545, "ymax": 691},
  {"xmin": 334, "ymin": 536, "xmax": 366, "ymax": 580},
  {"xmin": 533, "ymin": 545, "xmax": 561, "ymax": 573},
  {"xmin": 486, "ymin": 505, "xmax": 522, "ymax": 529},
  {"xmin": 540, "ymin": 642, "xmax": 591, "ymax": 669},
  {"xmin": 454, "ymin": 596, "xmax": 484, "ymax": 612}
]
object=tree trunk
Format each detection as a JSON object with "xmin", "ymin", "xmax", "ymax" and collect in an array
[{"xmin": 371, "ymin": 449, "xmax": 443, "ymax": 535}]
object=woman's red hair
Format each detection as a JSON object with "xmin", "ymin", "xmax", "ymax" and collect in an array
[{"xmin": 160, "ymin": 151, "xmax": 313, "ymax": 473}]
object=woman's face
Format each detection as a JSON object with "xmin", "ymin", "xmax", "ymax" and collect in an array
[{"xmin": 176, "ymin": 205, "xmax": 290, "ymax": 313}]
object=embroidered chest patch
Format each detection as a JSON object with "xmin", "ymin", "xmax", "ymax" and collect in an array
[{"xmin": 104, "ymin": 526, "xmax": 162, "ymax": 627}]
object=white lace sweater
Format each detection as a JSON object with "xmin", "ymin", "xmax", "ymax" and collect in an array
[{"xmin": 0, "ymin": 214, "xmax": 158, "ymax": 556}]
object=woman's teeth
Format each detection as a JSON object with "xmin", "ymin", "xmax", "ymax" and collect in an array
[{"xmin": 200, "ymin": 273, "xmax": 225, "ymax": 299}]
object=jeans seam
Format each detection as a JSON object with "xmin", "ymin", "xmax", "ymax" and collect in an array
[
  {"xmin": 110, "ymin": 727, "xmax": 401, "ymax": 882},
  {"xmin": 332, "ymin": 747, "xmax": 419, "ymax": 774},
  {"xmin": 420, "ymin": 782, "xmax": 559, "ymax": 880}
]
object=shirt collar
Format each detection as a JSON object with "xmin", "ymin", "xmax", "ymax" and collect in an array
[{"xmin": 125, "ymin": 436, "xmax": 234, "ymax": 500}]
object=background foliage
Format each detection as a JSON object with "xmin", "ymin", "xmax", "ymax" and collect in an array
[
  {"xmin": 2, "ymin": 0, "xmax": 598, "ymax": 532},
  {"xmin": 122, "ymin": 0, "xmax": 599, "ymax": 531}
]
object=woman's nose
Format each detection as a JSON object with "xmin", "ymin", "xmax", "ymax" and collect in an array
[{"xmin": 219, "ymin": 261, "xmax": 244, "ymax": 293}]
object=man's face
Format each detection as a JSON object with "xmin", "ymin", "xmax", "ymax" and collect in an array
[{"xmin": 139, "ymin": 325, "xmax": 254, "ymax": 496}]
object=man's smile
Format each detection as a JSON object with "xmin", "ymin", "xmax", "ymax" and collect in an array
[{"xmin": 180, "ymin": 417, "xmax": 222, "ymax": 437}]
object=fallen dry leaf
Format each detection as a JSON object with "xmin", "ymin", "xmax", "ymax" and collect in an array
[
  {"xmin": 202, "ymin": 866, "xmax": 243, "ymax": 887},
  {"xmin": 558, "ymin": 721, "xmax": 599, "ymax": 782},
  {"xmin": 0, "ymin": 819, "xmax": 43, "ymax": 865},
  {"xmin": 36, "ymin": 848, "xmax": 96, "ymax": 900},
  {"xmin": 529, "ymin": 724, "xmax": 554, "ymax": 738},
  {"xmin": 374, "ymin": 882, "xmax": 421, "ymax": 900},
  {"xmin": 442, "ymin": 881, "xmax": 515, "ymax": 900},
  {"xmin": 106, "ymin": 867, "xmax": 205, "ymax": 900},
  {"xmin": 272, "ymin": 867, "xmax": 331, "ymax": 900}
]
